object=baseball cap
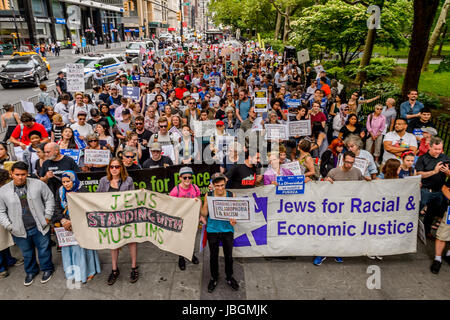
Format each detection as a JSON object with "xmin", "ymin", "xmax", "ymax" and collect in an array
[
  {"xmin": 216, "ymin": 120, "xmax": 224, "ymax": 126},
  {"xmin": 155, "ymin": 84, "xmax": 161, "ymax": 88},
  {"xmin": 57, "ymin": 71, "xmax": 64, "ymax": 75},
  {"xmin": 77, "ymin": 111, "xmax": 87, "ymax": 117},
  {"xmin": 150, "ymin": 142, "xmax": 162, "ymax": 151},
  {"xmin": 421, "ymin": 127, "xmax": 437, "ymax": 136},
  {"xmin": 182, "ymin": 91, "xmax": 191, "ymax": 98},
  {"xmin": 211, "ymin": 172, "xmax": 227, "ymax": 184},
  {"xmin": 122, "ymin": 108, "xmax": 131, "ymax": 115},
  {"xmin": 179, "ymin": 167, "xmax": 194, "ymax": 176}
]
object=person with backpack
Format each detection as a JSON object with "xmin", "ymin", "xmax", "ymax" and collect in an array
[
  {"xmin": 200, "ymin": 172, "xmax": 239, "ymax": 293},
  {"xmin": 169, "ymin": 167, "xmax": 201, "ymax": 270}
]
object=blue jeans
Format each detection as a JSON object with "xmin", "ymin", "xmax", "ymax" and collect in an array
[
  {"xmin": 12, "ymin": 227, "xmax": 54, "ymax": 275},
  {"xmin": 0, "ymin": 248, "xmax": 17, "ymax": 272}
]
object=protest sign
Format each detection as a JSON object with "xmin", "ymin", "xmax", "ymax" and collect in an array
[
  {"xmin": 231, "ymin": 177, "xmax": 421, "ymax": 257},
  {"xmin": 314, "ymin": 64, "xmax": 325, "ymax": 75},
  {"xmin": 252, "ymin": 117, "xmax": 264, "ymax": 131},
  {"xmin": 285, "ymin": 99, "xmax": 301, "ymax": 109},
  {"xmin": 413, "ymin": 129, "xmax": 423, "ymax": 140},
  {"xmin": 66, "ymin": 63, "xmax": 85, "ymax": 92},
  {"xmin": 265, "ymin": 124, "xmax": 288, "ymax": 140},
  {"xmin": 193, "ymin": 120, "xmax": 216, "ymax": 137},
  {"xmin": 140, "ymin": 77, "xmax": 151, "ymax": 84},
  {"xmin": 132, "ymin": 75, "xmax": 140, "ymax": 82},
  {"xmin": 281, "ymin": 161, "xmax": 304, "ymax": 176},
  {"xmin": 276, "ymin": 175, "xmax": 305, "ymax": 195},
  {"xmin": 254, "ymin": 90, "xmax": 268, "ymax": 113},
  {"xmin": 77, "ymin": 164, "xmax": 220, "ymax": 196},
  {"xmin": 72, "ymin": 130, "xmax": 86, "ymax": 150},
  {"xmin": 122, "ymin": 86, "xmax": 140, "ymax": 100},
  {"xmin": 154, "ymin": 63, "xmax": 162, "ymax": 70},
  {"xmin": 68, "ymin": 189, "xmax": 200, "ymax": 259},
  {"xmin": 84, "ymin": 149, "xmax": 110, "ymax": 165},
  {"xmin": 297, "ymin": 49, "xmax": 310, "ymax": 64},
  {"xmin": 0, "ymin": 225, "xmax": 13, "ymax": 251},
  {"xmin": 161, "ymin": 144, "xmax": 175, "ymax": 161},
  {"xmin": 338, "ymin": 154, "xmax": 368, "ymax": 176},
  {"xmin": 60, "ymin": 149, "xmax": 81, "ymax": 164},
  {"xmin": 225, "ymin": 61, "xmax": 233, "ymax": 77},
  {"xmin": 207, "ymin": 197, "xmax": 255, "ymax": 222},
  {"xmin": 191, "ymin": 93, "xmax": 200, "ymax": 101},
  {"xmin": 289, "ymin": 120, "xmax": 311, "ymax": 137},
  {"xmin": 55, "ymin": 227, "xmax": 78, "ymax": 247},
  {"xmin": 21, "ymin": 100, "xmax": 35, "ymax": 114},
  {"xmin": 147, "ymin": 93, "xmax": 156, "ymax": 103}
]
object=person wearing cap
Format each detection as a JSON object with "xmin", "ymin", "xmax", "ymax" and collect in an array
[
  {"xmin": 115, "ymin": 108, "xmax": 132, "ymax": 141},
  {"xmin": 210, "ymin": 120, "xmax": 230, "ymax": 160},
  {"xmin": 200, "ymin": 172, "xmax": 240, "ymax": 293},
  {"xmin": 418, "ymin": 127, "xmax": 438, "ymax": 156},
  {"xmin": 169, "ymin": 167, "xmax": 201, "ymax": 270},
  {"xmin": 142, "ymin": 142, "xmax": 173, "ymax": 168},
  {"xmin": 55, "ymin": 71, "xmax": 70, "ymax": 101},
  {"xmin": 70, "ymin": 111, "xmax": 94, "ymax": 141},
  {"xmin": 106, "ymin": 85, "xmax": 123, "ymax": 108}
]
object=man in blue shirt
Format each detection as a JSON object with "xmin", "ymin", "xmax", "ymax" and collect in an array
[
  {"xmin": 209, "ymin": 65, "xmax": 221, "ymax": 78},
  {"xmin": 236, "ymin": 89, "xmax": 252, "ymax": 123},
  {"xmin": 400, "ymin": 90, "xmax": 424, "ymax": 123},
  {"xmin": 34, "ymin": 102, "xmax": 52, "ymax": 135}
]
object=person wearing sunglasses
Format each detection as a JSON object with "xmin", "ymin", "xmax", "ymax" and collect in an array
[
  {"xmin": 169, "ymin": 167, "xmax": 201, "ymax": 270},
  {"xmin": 120, "ymin": 146, "xmax": 141, "ymax": 171},
  {"xmin": 81, "ymin": 133, "xmax": 109, "ymax": 172},
  {"xmin": 70, "ymin": 111, "xmax": 94, "ymax": 142},
  {"xmin": 366, "ymin": 104, "xmax": 387, "ymax": 164},
  {"xmin": 142, "ymin": 142, "xmax": 173, "ymax": 169},
  {"xmin": 97, "ymin": 158, "xmax": 137, "ymax": 285}
]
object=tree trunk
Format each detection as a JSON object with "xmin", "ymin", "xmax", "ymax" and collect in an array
[
  {"xmin": 356, "ymin": 28, "xmax": 376, "ymax": 83},
  {"xmin": 437, "ymin": 24, "xmax": 448, "ymax": 57},
  {"xmin": 401, "ymin": 0, "xmax": 440, "ymax": 100},
  {"xmin": 274, "ymin": 11, "xmax": 282, "ymax": 40},
  {"xmin": 282, "ymin": 6, "xmax": 291, "ymax": 44},
  {"xmin": 422, "ymin": 0, "xmax": 450, "ymax": 71}
]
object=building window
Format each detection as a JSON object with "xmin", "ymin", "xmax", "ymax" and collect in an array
[
  {"xmin": 32, "ymin": 0, "xmax": 47, "ymax": 17},
  {"xmin": 51, "ymin": 0, "xmax": 64, "ymax": 18}
]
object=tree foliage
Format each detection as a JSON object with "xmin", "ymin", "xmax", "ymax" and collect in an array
[{"xmin": 290, "ymin": 0, "xmax": 413, "ymax": 66}]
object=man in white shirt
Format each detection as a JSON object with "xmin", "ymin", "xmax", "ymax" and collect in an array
[
  {"xmin": 69, "ymin": 92, "xmax": 91, "ymax": 124},
  {"xmin": 70, "ymin": 111, "xmax": 94, "ymax": 141},
  {"xmin": 382, "ymin": 117, "xmax": 417, "ymax": 163},
  {"xmin": 54, "ymin": 94, "xmax": 71, "ymax": 124}
]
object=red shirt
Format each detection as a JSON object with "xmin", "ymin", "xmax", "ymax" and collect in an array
[
  {"xmin": 175, "ymin": 87, "xmax": 188, "ymax": 100},
  {"xmin": 310, "ymin": 112, "xmax": 327, "ymax": 125},
  {"xmin": 11, "ymin": 122, "xmax": 48, "ymax": 145},
  {"xmin": 321, "ymin": 84, "xmax": 331, "ymax": 96}
]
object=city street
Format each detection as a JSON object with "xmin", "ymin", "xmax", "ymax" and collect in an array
[
  {"xmin": 0, "ymin": 230, "xmax": 448, "ymax": 300},
  {"xmin": 0, "ymin": 43, "xmax": 128, "ymax": 105}
]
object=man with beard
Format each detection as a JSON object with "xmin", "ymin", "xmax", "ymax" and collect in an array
[{"xmin": 382, "ymin": 118, "xmax": 418, "ymax": 164}]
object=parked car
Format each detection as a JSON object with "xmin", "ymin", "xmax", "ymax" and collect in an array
[
  {"xmin": 0, "ymin": 55, "xmax": 49, "ymax": 88},
  {"xmin": 60, "ymin": 53, "xmax": 126, "ymax": 89}
]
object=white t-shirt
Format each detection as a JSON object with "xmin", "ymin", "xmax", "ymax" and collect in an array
[
  {"xmin": 70, "ymin": 123, "xmax": 94, "ymax": 139},
  {"xmin": 382, "ymin": 131, "xmax": 417, "ymax": 163}
]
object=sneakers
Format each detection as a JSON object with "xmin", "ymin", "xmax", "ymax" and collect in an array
[
  {"xmin": 24, "ymin": 273, "xmax": 38, "ymax": 286},
  {"xmin": 443, "ymin": 255, "xmax": 450, "ymax": 265},
  {"xmin": 368, "ymin": 256, "xmax": 383, "ymax": 261},
  {"xmin": 430, "ymin": 260, "xmax": 442, "ymax": 274},
  {"xmin": 41, "ymin": 271, "xmax": 53, "ymax": 284},
  {"xmin": 313, "ymin": 256, "xmax": 326, "ymax": 266},
  {"xmin": 192, "ymin": 255, "xmax": 199, "ymax": 264},
  {"xmin": 178, "ymin": 256, "xmax": 186, "ymax": 270},
  {"xmin": 107, "ymin": 269, "xmax": 120, "ymax": 285},
  {"xmin": 13, "ymin": 258, "xmax": 24, "ymax": 267},
  {"xmin": 0, "ymin": 270, "xmax": 9, "ymax": 279},
  {"xmin": 226, "ymin": 277, "xmax": 239, "ymax": 291},
  {"xmin": 334, "ymin": 257, "xmax": 343, "ymax": 263},
  {"xmin": 207, "ymin": 279, "xmax": 218, "ymax": 293},
  {"xmin": 130, "ymin": 267, "xmax": 139, "ymax": 283}
]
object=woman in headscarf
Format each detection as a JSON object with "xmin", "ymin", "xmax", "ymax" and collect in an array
[
  {"xmin": 53, "ymin": 170, "xmax": 101, "ymax": 284},
  {"xmin": 332, "ymin": 103, "xmax": 349, "ymax": 139}
]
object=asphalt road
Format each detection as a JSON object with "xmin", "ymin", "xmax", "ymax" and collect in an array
[{"xmin": 0, "ymin": 43, "xmax": 128, "ymax": 106}]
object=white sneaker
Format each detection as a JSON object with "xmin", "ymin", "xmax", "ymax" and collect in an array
[{"xmin": 368, "ymin": 256, "xmax": 383, "ymax": 260}]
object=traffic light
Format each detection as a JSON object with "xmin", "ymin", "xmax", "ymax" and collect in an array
[
  {"xmin": 177, "ymin": 11, "xmax": 181, "ymax": 21},
  {"xmin": 124, "ymin": 0, "xmax": 129, "ymax": 11},
  {"xmin": 130, "ymin": 0, "xmax": 135, "ymax": 11}
]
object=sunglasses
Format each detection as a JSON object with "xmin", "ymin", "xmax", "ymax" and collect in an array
[
  {"xmin": 88, "ymin": 140, "xmax": 98, "ymax": 143},
  {"xmin": 110, "ymin": 165, "xmax": 121, "ymax": 169},
  {"xmin": 124, "ymin": 155, "xmax": 134, "ymax": 159},
  {"xmin": 159, "ymin": 125, "xmax": 168, "ymax": 128},
  {"xmin": 135, "ymin": 122, "xmax": 143, "ymax": 125},
  {"xmin": 182, "ymin": 176, "xmax": 193, "ymax": 180},
  {"xmin": 78, "ymin": 117, "xmax": 86, "ymax": 120}
]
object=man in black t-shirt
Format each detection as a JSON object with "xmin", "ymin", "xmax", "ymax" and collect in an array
[
  {"xmin": 142, "ymin": 142, "xmax": 173, "ymax": 168},
  {"xmin": 225, "ymin": 150, "xmax": 262, "ymax": 189},
  {"xmin": 40, "ymin": 142, "xmax": 80, "ymax": 195},
  {"xmin": 407, "ymin": 107, "xmax": 435, "ymax": 140},
  {"xmin": 133, "ymin": 115, "xmax": 152, "ymax": 164},
  {"xmin": 416, "ymin": 137, "xmax": 450, "ymax": 236}
]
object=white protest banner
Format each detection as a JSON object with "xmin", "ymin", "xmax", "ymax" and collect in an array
[
  {"xmin": 147, "ymin": 93, "xmax": 156, "ymax": 103},
  {"xmin": 161, "ymin": 144, "xmax": 175, "ymax": 161},
  {"xmin": 252, "ymin": 117, "xmax": 264, "ymax": 131},
  {"xmin": 84, "ymin": 149, "xmax": 110, "ymax": 165},
  {"xmin": 254, "ymin": 90, "xmax": 268, "ymax": 113},
  {"xmin": 207, "ymin": 197, "xmax": 255, "ymax": 221},
  {"xmin": 0, "ymin": 225, "xmax": 13, "ymax": 251},
  {"xmin": 67, "ymin": 189, "xmax": 200, "ymax": 259},
  {"xmin": 21, "ymin": 100, "xmax": 35, "ymax": 114},
  {"xmin": 55, "ymin": 227, "xmax": 78, "ymax": 247},
  {"xmin": 297, "ymin": 49, "xmax": 310, "ymax": 64},
  {"xmin": 265, "ymin": 124, "xmax": 288, "ymax": 140},
  {"xmin": 289, "ymin": 120, "xmax": 311, "ymax": 137},
  {"xmin": 231, "ymin": 177, "xmax": 421, "ymax": 257},
  {"xmin": 338, "ymin": 154, "xmax": 368, "ymax": 176},
  {"xmin": 281, "ymin": 161, "xmax": 304, "ymax": 176},
  {"xmin": 193, "ymin": 120, "xmax": 216, "ymax": 137},
  {"xmin": 66, "ymin": 63, "xmax": 85, "ymax": 92}
]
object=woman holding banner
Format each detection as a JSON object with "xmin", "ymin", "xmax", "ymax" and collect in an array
[
  {"xmin": 97, "ymin": 158, "xmax": 138, "ymax": 285},
  {"xmin": 263, "ymin": 152, "xmax": 293, "ymax": 185},
  {"xmin": 53, "ymin": 170, "xmax": 101, "ymax": 283},
  {"xmin": 169, "ymin": 167, "xmax": 201, "ymax": 270}
]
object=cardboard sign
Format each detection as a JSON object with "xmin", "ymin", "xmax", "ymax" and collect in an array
[
  {"xmin": 140, "ymin": 77, "xmax": 151, "ymax": 84},
  {"xmin": 21, "ymin": 100, "xmax": 35, "ymax": 114},
  {"xmin": 207, "ymin": 197, "xmax": 255, "ymax": 221},
  {"xmin": 297, "ymin": 49, "xmax": 310, "ymax": 64},
  {"xmin": 161, "ymin": 144, "xmax": 175, "ymax": 162},
  {"xmin": 276, "ymin": 175, "xmax": 305, "ymax": 195},
  {"xmin": 289, "ymin": 120, "xmax": 311, "ymax": 137},
  {"xmin": 66, "ymin": 63, "xmax": 85, "ymax": 92},
  {"xmin": 281, "ymin": 161, "xmax": 304, "ymax": 176},
  {"xmin": 84, "ymin": 149, "xmax": 110, "ymax": 165},
  {"xmin": 55, "ymin": 227, "xmax": 78, "ymax": 247},
  {"xmin": 254, "ymin": 90, "xmax": 268, "ymax": 113},
  {"xmin": 265, "ymin": 124, "xmax": 288, "ymax": 140},
  {"xmin": 122, "ymin": 86, "xmax": 140, "ymax": 100},
  {"xmin": 338, "ymin": 154, "xmax": 369, "ymax": 176}
]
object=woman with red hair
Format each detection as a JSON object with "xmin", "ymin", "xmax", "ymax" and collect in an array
[{"xmin": 320, "ymin": 138, "xmax": 344, "ymax": 178}]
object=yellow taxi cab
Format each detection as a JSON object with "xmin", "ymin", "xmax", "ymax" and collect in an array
[{"xmin": 12, "ymin": 49, "xmax": 51, "ymax": 72}]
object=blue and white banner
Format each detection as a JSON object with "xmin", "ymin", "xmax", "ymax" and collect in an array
[
  {"xmin": 60, "ymin": 149, "xmax": 81, "ymax": 164},
  {"xmin": 231, "ymin": 177, "xmax": 420, "ymax": 257},
  {"xmin": 122, "ymin": 86, "xmax": 140, "ymax": 100},
  {"xmin": 276, "ymin": 175, "xmax": 305, "ymax": 195}
]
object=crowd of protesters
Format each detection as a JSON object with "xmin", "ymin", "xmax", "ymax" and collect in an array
[{"xmin": 0, "ymin": 40, "xmax": 449, "ymax": 293}]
